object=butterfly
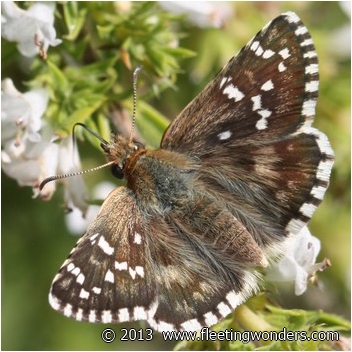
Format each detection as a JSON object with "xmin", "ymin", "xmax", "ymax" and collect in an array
[{"xmin": 46, "ymin": 12, "xmax": 334, "ymax": 332}]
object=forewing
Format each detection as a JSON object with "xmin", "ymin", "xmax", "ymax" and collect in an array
[
  {"xmin": 162, "ymin": 12, "xmax": 334, "ymax": 245},
  {"xmin": 162, "ymin": 12, "xmax": 321, "ymax": 152}
]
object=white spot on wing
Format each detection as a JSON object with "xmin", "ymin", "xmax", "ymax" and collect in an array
[
  {"xmin": 92, "ymin": 286, "xmax": 102, "ymax": 294},
  {"xmin": 115, "ymin": 261, "xmax": 128, "ymax": 271},
  {"xmin": 220, "ymin": 76, "xmax": 228, "ymax": 88},
  {"xmin": 317, "ymin": 159, "xmax": 334, "ymax": 182},
  {"xmin": 48, "ymin": 291, "xmax": 60, "ymax": 310},
  {"xmin": 302, "ymin": 99, "xmax": 316, "ymax": 117},
  {"xmin": 303, "ymin": 51, "xmax": 317, "ymax": 59},
  {"xmin": 67, "ymin": 263, "xmax": 75, "ymax": 272},
  {"xmin": 305, "ymin": 64, "xmax": 318, "ymax": 75},
  {"xmin": 79, "ymin": 288, "xmax": 89, "ymax": 299},
  {"xmin": 278, "ymin": 62, "xmax": 287, "ymax": 72},
  {"xmin": 129, "ymin": 266, "xmax": 145, "ymax": 279},
  {"xmin": 226, "ymin": 290, "xmax": 240, "ymax": 309},
  {"xmin": 251, "ymin": 95, "xmax": 262, "ymax": 111},
  {"xmin": 133, "ymin": 232, "xmax": 142, "ymax": 245},
  {"xmin": 250, "ymin": 41, "xmax": 260, "ymax": 51},
  {"xmin": 223, "ymin": 84, "xmax": 244, "ymax": 102},
  {"xmin": 285, "ymin": 11, "xmax": 300, "ymax": 24},
  {"xmin": 301, "ymin": 38, "xmax": 313, "ymax": 47},
  {"xmin": 299, "ymin": 202, "xmax": 317, "ymax": 218},
  {"xmin": 218, "ymin": 130, "xmax": 232, "ymax": 141},
  {"xmin": 118, "ymin": 308, "xmax": 130, "ymax": 322},
  {"xmin": 88, "ymin": 310, "xmax": 96, "ymax": 322},
  {"xmin": 295, "ymin": 25, "xmax": 308, "ymax": 36},
  {"xmin": 258, "ymin": 109, "xmax": 271, "ymax": 119},
  {"xmin": 217, "ymin": 302, "xmax": 231, "ymax": 317},
  {"xmin": 306, "ymin": 81, "xmax": 319, "ymax": 93},
  {"xmin": 286, "ymin": 217, "xmax": 306, "ymax": 235},
  {"xmin": 105, "ymin": 269, "xmax": 114, "ymax": 283},
  {"xmin": 135, "ymin": 266, "xmax": 145, "ymax": 278},
  {"xmin": 134, "ymin": 306, "xmax": 147, "ymax": 320},
  {"xmin": 254, "ymin": 44, "xmax": 264, "ymax": 56},
  {"xmin": 261, "ymin": 79, "xmax": 274, "ymax": 91},
  {"xmin": 89, "ymin": 233, "xmax": 99, "ymax": 245},
  {"xmin": 256, "ymin": 109, "xmax": 272, "ymax": 130},
  {"xmin": 71, "ymin": 267, "xmax": 80, "ymax": 276},
  {"xmin": 102, "ymin": 310, "xmax": 112, "ymax": 323},
  {"xmin": 256, "ymin": 118, "xmax": 267, "ymax": 130},
  {"xmin": 76, "ymin": 273, "xmax": 85, "ymax": 285},
  {"xmin": 311, "ymin": 185, "xmax": 326, "ymax": 200},
  {"xmin": 76, "ymin": 308, "xmax": 83, "ymax": 321},
  {"xmin": 203, "ymin": 312, "xmax": 218, "ymax": 326},
  {"xmin": 279, "ymin": 48, "xmax": 290, "ymax": 59},
  {"xmin": 129, "ymin": 267, "xmax": 136, "ymax": 279},
  {"xmin": 98, "ymin": 236, "xmax": 114, "ymax": 255},
  {"xmin": 63, "ymin": 304, "xmax": 73, "ymax": 317},
  {"xmin": 263, "ymin": 49, "xmax": 275, "ymax": 59}
]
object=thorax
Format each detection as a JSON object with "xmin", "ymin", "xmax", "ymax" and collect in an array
[{"xmin": 124, "ymin": 149, "xmax": 199, "ymax": 212}]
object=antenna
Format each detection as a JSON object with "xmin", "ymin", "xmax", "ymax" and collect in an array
[
  {"xmin": 39, "ymin": 161, "xmax": 115, "ymax": 191},
  {"xmin": 40, "ymin": 67, "xmax": 143, "ymax": 192},
  {"xmin": 73, "ymin": 122, "xmax": 109, "ymax": 146},
  {"xmin": 39, "ymin": 123, "xmax": 112, "ymax": 191},
  {"xmin": 130, "ymin": 66, "xmax": 143, "ymax": 143}
]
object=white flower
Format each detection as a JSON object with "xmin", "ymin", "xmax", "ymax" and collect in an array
[
  {"xmin": 158, "ymin": 1, "xmax": 233, "ymax": 28},
  {"xmin": 65, "ymin": 181, "xmax": 116, "ymax": 235},
  {"xmin": 2, "ymin": 133, "xmax": 89, "ymax": 215},
  {"xmin": 1, "ymin": 78, "xmax": 52, "ymax": 190},
  {"xmin": 1, "ymin": 78, "xmax": 48, "ymax": 143},
  {"xmin": 267, "ymin": 226, "xmax": 329, "ymax": 295},
  {"xmin": 1, "ymin": 78, "xmax": 50, "ymax": 189},
  {"xmin": 57, "ymin": 137, "xmax": 89, "ymax": 215},
  {"xmin": 1, "ymin": 79, "xmax": 89, "ymax": 215},
  {"xmin": 1, "ymin": 1, "xmax": 62, "ymax": 58},
  {"xmin": 1, "ymin": 129, "xmax": 58, "ymax": 187}
]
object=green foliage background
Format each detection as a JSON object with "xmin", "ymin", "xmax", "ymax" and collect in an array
[{"xmin": 2, "ymin": 2, "xmax": 350, "ymax": 350}]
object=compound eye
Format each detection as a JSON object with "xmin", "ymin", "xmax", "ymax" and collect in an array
[
  {"xmin": 111, "ymin": 164, "xmax": 124, "ymax": 179},
  {"xmin": 133, "ymin": 141, "xmax": 144, "ymax": 151}
]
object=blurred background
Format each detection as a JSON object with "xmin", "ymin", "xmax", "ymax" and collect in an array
[{"xmin": 2, "ymin": 1, "xmax": 350, "ymax": 350}]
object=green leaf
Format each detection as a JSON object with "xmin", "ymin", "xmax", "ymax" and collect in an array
[
  {"xmin": 62, "ymin": 2, "xmax": 88, "ymax": 41},
  {"xmin": 64, "ymin": 58, "xmax": 118, "ymax": 94},
  {"xmin": 55, "ymin": 98, "xmax": 106, "ymax": 137},
  {"xmin": 46, "ymin": 60, "xmax": 69, "ymax": 90},
  {"xmin": 162, "ymin": 46, "xmax": 197, "ymax": 59},
  {"xmin": 96, "ymin": 24, "xmax": 115, "ymax": 41}
]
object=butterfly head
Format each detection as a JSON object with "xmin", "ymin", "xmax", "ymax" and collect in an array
[{"xmin": 100, "ymin": 133, "xmax": 145, "ymax": 180}]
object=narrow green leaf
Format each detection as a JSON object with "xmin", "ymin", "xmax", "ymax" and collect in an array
[
  {"xmin": 56, "ymin": 99, "xmax": 106, "ymax": 137},
  {"xmin": 63, "ymin": 3, "xmax": 88, "ymax": 41},
  {"xmin": 46, "ymin": 60, "xmax": 68, "ymax": 89}
]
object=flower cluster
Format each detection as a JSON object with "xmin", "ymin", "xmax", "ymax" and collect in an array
[
  {"xmin": 1, "ymin": 2, "xmax": 88, "ymax": 214},
  {"xmin": 1, "ymin": 2, "xmax": 62, "ymax": 58}
]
